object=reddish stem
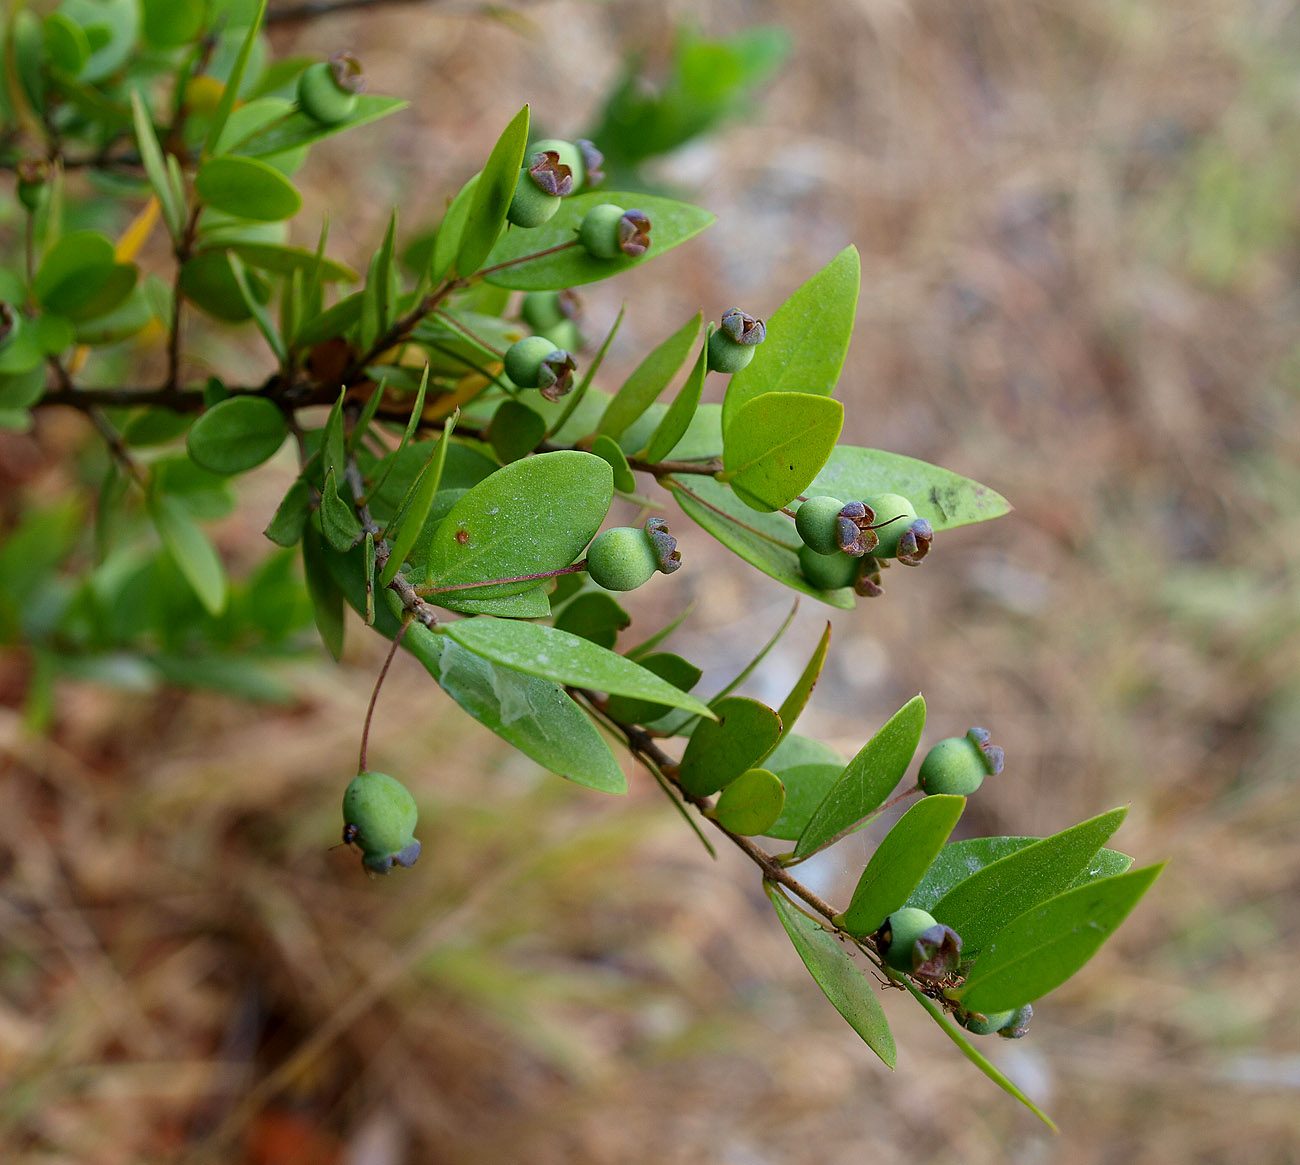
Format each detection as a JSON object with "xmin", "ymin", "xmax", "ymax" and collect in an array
[{"xmin": 358, "ymin": 618, "xmax": 410, "ymax": 772}]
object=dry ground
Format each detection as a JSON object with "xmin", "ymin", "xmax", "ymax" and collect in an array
[{"xmin": 3, "ymin": 0, "xmax": 1300, "ymax": 1161}]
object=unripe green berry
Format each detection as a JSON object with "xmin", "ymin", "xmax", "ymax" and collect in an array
[
  {"xmin": 541, "ymin": 317, "xmax": 580, "ymax": 353},
  {"xmin": 506, "ymin": 167, "xmax": 562, "ymax": 227},
  {"xmin": 297, "ymin": 53, "xmax": 364, "ymax": 125},
  {"xmin": 861, "ymin": 492, "xmax": 933, "ymax": 564},
  {"xmin": 795, "ymin": 496, "xmax": 879, "ymax": 558},
  {"xmin": 875, "ymin": 907, "xmax": 963, "ymax": 978},
  {"xmin": 586, "ymin": 518, "xmax": 681, "ymax": 591},
  {"xmin": 798, "ymin": 543, "xmax": 858, "ymax": 591},
  {"xmin": 521, "ymin": 289, "xmax": 575, "ymax": 331},
  {"xmin": 578, "ymin": 204, "xmax": 651, "ymax": 259},
  {"xmin": 342, "ymin": 770, "xmax": 420, "ymax": 875},
  {"xmin": 998, "ymin": 1003, "xmax": 1033, "ymax": 1039},
  {"xmin": 918, "ymin": 727, "xmax": 1004, "ymax": 796},
  {"xmin": 503, "ymin": 335, "xmax": 576, "ymax": 399},
  {"xmin": 706, "ymin": 308, "xmax": 766, "ymax": 374},
  {"xmin": 528, "ymin": 138, "xmax": 604, "ymax": 192},
  {"xmin": 957, "ymin": 1007, "xmax": 1017, "ymax": 1035}
]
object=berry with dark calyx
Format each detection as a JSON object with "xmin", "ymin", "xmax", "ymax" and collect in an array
[
  {"xmin": 918, "ymin": 727, "xmax": 1004, "ymax": 796},
  {"xmin": 706, "ymin": 308, "xmax": 766, "ymax": 374},
  {"xmin": 341, "ymin": 771, "xmax": 421, "ymax": 875},
  {"xmin": 586, "ymin": 518, "xmax": 681, "ymax": 591},
  {"xmin": 503, "ymin": 335, "xmax": 577, "ymax": 400},
  {"xmin": 506, "ymin": 150, "xmax": 572, "ymax": 228},
  {"xmin": 956, "ymin": 1007, "xmax": 1017, "ymax": 1035},
  {"xmin": 527, "ymin": 138, "xmax": 604, "ymax": 192},
  {"xmin": 576, "ymin": 139, "xmax": 605, "ymax": 188},
  {"xmin": 16, "ymin": 158, "xmax": 50, "ymax": 213},
  {"xmin": 796, "ymin": 496, "xmax": 880, "ymax": 558},
  {"xmin": 874, "ymin": 907, "xmax": 963, "ymax": 979},
  {"xmin": 297, "ymin": 52, "xmax": 365, "ymax": 125},
  {"xmin": 998, "ymin": 1003, "xmax": 1033, "ymax": 1039},
  {"xmin": 861, "ymin": 492, "xmax": 933, "ymax": 565},
  {"xmin": 521, "ymin": 288, "xmax": 582, "ymax": 331},
  {"xmin": 578, "ymin": 203, "xmax": 652, "ymax": 259},
  {"xmin": 798, "ymin": 543, "xmax": 858, "ymax": 591}
]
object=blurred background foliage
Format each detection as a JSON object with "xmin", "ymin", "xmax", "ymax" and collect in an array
[{"xmin": 2, "ymin": 0, "xmax": 1300, "ymax": 1161}]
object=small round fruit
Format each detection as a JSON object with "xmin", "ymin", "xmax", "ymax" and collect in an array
[
  {"xmin": 521, "ymin": 289, "xmax": 575, "ymax": 331},
  {"xmin": 957, "ymin": 1007, "xmax": 1017, "ymax": 1035},
  {"xmin": 861, "ymin": 492, "xmax": 933, "ymax": 564},
  {"xmin": 578, "ymin": 204, "xmax": 651, "ymax": 259},
  {"xmin": 706, "ymin": 308, "xmax": 766, "ymax": 374},
  {"xmin": 798, "ymin": 543, "xmax": 858, "ymax": 590},
  {"xmin": 586, "ymin": 518, "xmax": 681, "ymax": 591},
  {"xmin": 503, "ymin": 335, "xmax": 576, "ymax": 399},
  {"xmin": 918, "ymin": 727, "xmax": 1004, "ymax": 797},
  {"xmin": 341, "ymin": 771, "xmax": 420, "ymax": 875},
  {"xmin": 297, "ymin": 53, "xmax": 365, "ymax": 125},
  {"xmin": 506, "ymin": 167, "xmax": 562, "ymax": 227},
  {"xmin": 528, "ymin": 138, "xmax": 584, "ymax": 189},
  {"xmin": 794, "ymin": 496, "xmax": 844, "ymax": 556},
  {"xmin": 875, "ymin": 908, "xmax": 963, "ymax": 978},
  {"xmin": 998, "ymin": 1003, "xmax": 1033, "ymax": 1039}
]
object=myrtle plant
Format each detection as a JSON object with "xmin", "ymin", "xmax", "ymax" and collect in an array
[{"xmin": 0, "ymin": 0, "xmax": 1161, "ymax": 1127}]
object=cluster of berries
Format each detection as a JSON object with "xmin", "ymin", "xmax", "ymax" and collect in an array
[{"xmin": 793, "ymin": 493, "xmax": 933, "ymax": 595}]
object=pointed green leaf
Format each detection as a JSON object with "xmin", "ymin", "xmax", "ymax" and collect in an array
[
  {"xmin": 130, "ymin": 90, "xmax": 183, "ymax": 242},
  {"xmin": 320, "ymin": 467, "xmax": 363, "ymax": 551},
  {"xmin": 482, "ymin": 192, "xmax": 716, "ymax": 291},
  {"xmin": 196, "ymin": 155, "xmax": 302, "ymax": 222},
  {"xmin": 641, "ymin": 334, "xmax": 707, "ymax": 463},
  {"xmin": 457, "ymin": 104, "xmax": 530, "ymax": 278},
  {"xmin": 487, "ymin": 400, "xmax": 546, "ymax": 464},
  {"xmin": 430, "ymin": 172, "xmax": 479, "ymax": 283},
  {"xmin": 775, "ymin": 621, "xmax": 830, "ymax": 743},
  {"xmin": 794, "ymin": 695, "xmax": 926, "ymax": 859},
  {"xmin": 231, "ymin": 96, "xmax": 408, "ymax": 157},
  {"xmin": 711, "ymin": 768, "xmax": 785, "ymax": 836},
  {"xmin": 599, "ymin": 313, "xmax": 701, "ymax": 439},
  {"xmin": 956, "ymin": 864, "xmax": 1165, "ymax": 1014},
  {"xmin": 588, "ymin": 434, "xmax": 636, "ymax": 493},
  {"xmin": 440, "ymin": 618, "xmax": 715, "ymax": 719},
  {"xmin": 186, "ymin": 395, "xmax": 286, "ymax": 475},
  {"xmin": 837, "ymin": 795, "xmax": 966, "ymax": 937},
  {"xmin": 209, "ymin": 242, "xmax": 356, "ymax": 283},
  {"xmin": 765, "ymin": 882, "xmax": 896, "ymax": 1069},
  {"xmin": 149, "ymin": 493, "xmax": 227, "ymax": 616},
  {"xmin": 668, "ymin": 477, "xmax": 854, "ymax": 610},
  {"xmin": 360, "ymin": 209, "xmax": 398, "ymax": 350},
  {"xmin": 722, "ymin": 246, "xmax": 860, "ymax": 433},
  {"xmin": 931, "ymin": 807, "xmax": 1130, "ymax": 958},
  {"xmin": 604, "ymin": 652, "xmax": 702, "ymax": 725},
  {"xmin": 678, "ymin": 696, "xmax": 782, "ymax": 797},
  {"xmin": 430, "ymin": 587, "xmax": 550, "ymax": 619},
  {"xmin": 722, "ymin": 392, "xmax": 844, "ymax": 512},
  {"xmin": 419, "ymin": 450, "xmax": 612, "ymax": 599},
  {"xmin": 363, "ymin": 531, "xmax": 376, "ymax": 624},
  {"xmin": 809, "ymin": 446, "xmax": 1012, "ymax": 532},
  {"xmin": 902, "ymin": 982, "xmax": 1056, "ymax": 1130},
  {"xmin": 766, "ymin": 762, "xmax": 844, "ymax": 841},
  {"xmin": 322, "ymin": 387, "xmax": 347, "ymax": 481},
  {"xmin": 302, "ymin": 519, "xmax": 344, "ymax": 660},
  {"xmin": 380, "ymin": 414, "xmax": 452, "ymax": 587},
  {"xmin": 227, "ymin": 253, "xmax": 286, "ymax": 362},
  {"xmin": 203, "ymin": 0, "xmax": 268, "ymax": 158}
]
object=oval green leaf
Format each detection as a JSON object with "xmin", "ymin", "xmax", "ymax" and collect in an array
[
  {"xmin": 186, "ymin": 395, "xmax": 287, "ymax": 475},
  {"xmin": 678, "ymin": 696, "xmax": 782, "ymax": 798},
  {"xmin": 765, "ymin": 762, "xmax": 843, "ymax": 841},
  {"xmin": 604, "ymin": 652, "xmax": 702, "ymax": 725},
  {"xmin": 196, "ymin": 155, "xmax": 303, "ymax": 221},
  {"xmin": 552, "ymin": 591, "xmax": 630, "ymax": 649},
  {"xmin": 482, "ymin": 191, "xmax": 716, "ymax": 291},
  {"xmin": 149, "ymin": 492, "xmax": 228, "ymax": 616},
  {"xmin": 765, "ymin": 882, "xmax": 896, "ymax": 1070},
  {"xmin": 33, "ymin": 231, "xmax": 115, "ymax": 314},
  {"xmin": 588, "ymin": 434, "xmax": 636, "ymax": 493},
  {"xmin": 722, "ymin": 392, "xmax": 844, "ymax": 513},
  {"xmin": 793, "ymin": 694, "xmax": 926, "ymax": 860},
  {"xmin": 836, "ymin": 795, "xmax": 966, "ymax": 937},
  {"xmin": 956, "ymin": 864, "xmax": 1165, "ymax": 1015},
  {"xmin": 722, "ymin": 246, "xmax": 860, "ymax": 434},
  {"xmin": 711, "ymin": 768, "xmax": 785, "ymax": 836},
  {"xmin": 440, "ymin": 618, "xmax": 715, "ymax": 720}
]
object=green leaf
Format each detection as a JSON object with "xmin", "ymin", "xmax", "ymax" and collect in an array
[
  {"xmin": 59, "ymin": 0, "xmax": 137, "ymax": 83},
  {"xmin": 641, "ymin": 334, "xmax": 707, "ymax": 464},
  {"xmin": 552, "ymin": 591, "xmax": 630, "ymax": 649},
  {"xmin": 264, "ymin": 478, "xmax": 312, "ymax": 547},
  {"xmin": 186, "ymin": 395, "xmax": 287, "ymax": 475},
  {"xmin": 765, "ymin": 882, "xmax": 896, "ymax": 1070},
  {"xmin": 301, "ymin": 519, "xmax": 344, "ymax": 660},
  {"xmin": 482, "ymin": 191, "xmax": 716, "ymax": 291},
  {"xmin": 711, "ymin": 768, "xmax": 785, "ymax": 836},
  {"xmin": 902, "ymin": 982, "xmax": 1056, "ymax": 1130},
  {"xmin": 380, "ymin": 415, "xmax": 452, "ymax": 587},
  {"xmin": 721, "ymin": 246, "xmax": 860, "ymax": 433},
  {"xmin": 203, "ymin": 0, "xmax": 268, "ymax": 158},
  {"xmin": 776, "ymin": 622, "xmax": 830, "ymax": 743},
  {"xmin": 429, "ymin": 172, "xmax": 479, "ymax": 283},
  {"xmin": 486, "ymin": 399, "xmax": 546, "ymax": 464},
  {"xmin": 721, "ymin": 392, "xmax": 844, "ymax": 512},
  {"xmin": 678, "ymin": 696, "xmax": 782, "ymax": 797},
  {"xmin": 836, "ymin": 795, "xmax": 967, "ymax": 937},
  {"xmin": 44, "ymin": 13, "xmax": 90, "ymax": 77},
  {"xmin": 227, "ymin": 253, "xmax": 287, "ymax": 363},
  {"xmin": 322, "ymin": 387, "xmax": 346, "ymax": 481},
  {"xmin": 360, "ymin": 209, "xmax": 398, "ymax": 352},
  {"xmin": 441, "ymin": 619, "xmax": 715, "ymax": 720},
  {"xmin": 141, "ymin": 0, "xmax": 205, "ymax": 48},
  {"xmin": 320, "ymin": 467, "xmax": 363, "ymax": 551},
  {"xmin": 231, "ymin": 95, "xmax": 408, "ymax": 158},
  {"xmin": 765, "ymin": 762, "xmax": 843, "ymax": 841},
  {"xmin": 457, "ymin": 104, "xmax": 530, "ymax": 278},
  {"xmin": 588, "ymin": 434, "xmax": 636, "ymax": 493},
  {"xmin": 33, "ymin": 231, "xmax": 115, "ymax": 315},
  {"xmin": 294, "ymin": 290, "xmax": 362, "ymax": 346},
  {"xmin": 956, "ymin": 864, "xmax": 1165, "ymax": 1014},
  {"xmin": 148, "ymin": 493, "xmax": 227, "ymax": 616},
  {"xmin": 931, "ymin": 807, "xmax": 1130, "ymax": 958},
  {"xmin": 599, "ymin": 313, "xmax": 702, "ymax": 439},
  {"xmin": 179, "ymin": 251, "xmax": 269, "ymax": 323},
  {"xmin": 130, "ymin": 90, "xmax": 183, "ymax": 242},
  {"xmin": 668, "ymin": 477, "xmax": 854, "ymax": 610},
  {"xmin": 206, "ymin": 242, "xmax": 356, "ymax": 283},
  {"xmin": 429, "ymin": 587, "xmax": 550, "ymax": 619},
  {"xmin": 793, "ymin": 694, "xmax": 926, "ymax": 860},
  {"xmin": 63, "ymin": 263, "xmax": 138, "ymax": 324},
  {"xmin": 809, "ymin": 446, "xmax": 1012, "ymax": 532},
  {"xmin": 196, "ymin": 155, "xmax": 302, "ymax": 221},
  {"xmin": 419, "ymin": 450, "xmax": 612, "ymax": 601},
  {"xmin": 604, "ymin": 652, "xmax": 701, "ymax": 724}
]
